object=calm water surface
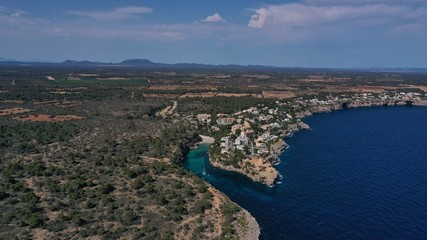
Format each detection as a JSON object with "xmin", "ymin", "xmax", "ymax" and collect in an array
[{"xmin": 184, "ymin": 106, "xmax": 427, "ymax": 240}]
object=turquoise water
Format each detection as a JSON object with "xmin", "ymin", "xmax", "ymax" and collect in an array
[
  {"xmin": 184, "ymin": 106, "xmax": 427, "ymax": 239},
  {"xmin": 185, "ymin": 144, "xmax": 211, "ymax": 176}
]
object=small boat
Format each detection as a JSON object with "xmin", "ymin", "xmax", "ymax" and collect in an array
[
  {"xmin": 190, "ymin": 143, "xmax": 200, "ymax": 150},
  {"xmin": 202, "ymin": 165, "xmax": 207, "ymax": 175}
]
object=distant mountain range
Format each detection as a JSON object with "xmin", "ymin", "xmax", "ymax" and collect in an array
[
  {"xmin": 0, "ymin": 58, "xmax": 427, "ymax": 73},
  {"xmin": 0, "ymin": 58, "xmax": 273, "ymax": 70},
  {"xmin": 59, "ymin": 59, "xmax": 274, "ymax": 70}
]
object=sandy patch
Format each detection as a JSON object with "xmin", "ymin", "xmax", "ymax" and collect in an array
[
  {"xmin": 46, "ymin": 76, "xmax": 56, "ymax": 81},
  {"xmin": 157, "ymin": 101, "xmax": 178, "ymax": 117},
  {"xmin": 199, "ymin": 135, "xmax": 215, "ymax": 144},
  {"xmin": 32, "ymin": 229, "xmax": 53, "ymax": 240}
]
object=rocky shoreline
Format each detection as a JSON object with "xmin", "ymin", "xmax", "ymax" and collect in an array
[
  {"xmin": 209, "ymin": 155, "xmax": 279, "ymax": 186},
  {"xmin": 191, "ymin": 99, "xmax": 427, "ymax": 239},
  {"xmin": 206, "ymin": 99, "xmax": 427, "ymax": 188},
  {"xmin": 208, "ymin": 120, "xmax": 311, "ymax": 187},
  {"xmin": 240, "ymin": 208, "xmax": 261, "ymax": 240}
]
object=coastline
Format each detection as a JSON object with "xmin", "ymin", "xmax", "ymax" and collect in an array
[
  {"xmin": 206, "ymin": 183, "xmax": 260, "ymax": 240},
  {"xmin": 204, "ymin": 100, "xmax": 427, "ymax": 188},
  {"xmin": 208, "ymin": 106, "xmax": 427, "ymax": 240},
  {"xmin": 185, "ymin": 145, "xmax": 261, "ymax": 239},
  {"xmin": 209, "ymin": 156, "xmax": 279, "ymax": 186},
  {"xmin": 188, "ymin": 102, "xmax": 427, "ymax": 239},
  {"xmin": 208, "ymin": 120, "xmax": 311, "ymax": 187}
]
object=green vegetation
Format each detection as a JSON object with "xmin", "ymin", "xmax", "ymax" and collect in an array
[
  {"xmin": 178, "ymin": 96, "xmax": 273, "ymax": 115},
  {"xmin": 0, "ymin": 81, "xmax": 250, "ymax": 239},
  {"xmin": 1, "ymin": 64, "xmax": 426, "ymax": 239}
]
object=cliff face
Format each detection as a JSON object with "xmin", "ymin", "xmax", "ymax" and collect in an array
[
  {"xmin": 413, "ymin": 100, "xmax": 427, "ymax": 106},
  {"xmin": 239, "ymin": 208, "xmax": 261, "ymax": 240},
  {"xmin": 208, "ymin": 121, "xmax": 311, "ymax": 187},
  {"xmin": 271, "ymin": 138, "xmax": 288, "ymax": 155},
  {"xmin": 203, "ymin": 184, "xmax": 261, "ymax": 240},
  {"xmin": 210, "ymin": 156, "xmax": 279, "ymax": 186}
]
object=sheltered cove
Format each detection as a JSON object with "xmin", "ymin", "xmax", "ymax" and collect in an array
[{"xmin": 189, "ymin": 95, "xmax": 427, "ymax": 238}]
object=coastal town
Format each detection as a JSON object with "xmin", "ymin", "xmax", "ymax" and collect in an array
[
  {"xmin": 2, "ymin": 62, "xmax": 427, "ymax": 239},
  {"xmin": 189, "ymin": 91, "xmax": 427, "ymax": 186}
]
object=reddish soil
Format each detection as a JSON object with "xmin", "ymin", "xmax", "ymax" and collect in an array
[
  {"xmin": 0, "ymin": 108, "xmax": 31, "ymax": 116},
  {"xmin": 262, "ymin": 91, "xmax": 296, "ymax": 99},
  {"xmin": 14, "ymin": 114, "xmax": 85, "ymax": 122}
]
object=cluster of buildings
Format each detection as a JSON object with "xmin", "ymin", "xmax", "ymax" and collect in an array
[
  {"xmin": 192, "ymin": 90, "xmax": 426, "ymax": 164},
  {"xmin": 196, "ymin": 104, "xmax": 295, "ymax": 158},
  {"xmin": 291, "ymin": 91, "xmax": 426, "ymax": 111}
]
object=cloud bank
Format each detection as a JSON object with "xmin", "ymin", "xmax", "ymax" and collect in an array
[
  {"xmin": 68, "ymin": 6, "xmax": 153, "ymax": 21},
  {"xmin": 248, "ymin": 3, "xmax": 420, "ymax": 29}
]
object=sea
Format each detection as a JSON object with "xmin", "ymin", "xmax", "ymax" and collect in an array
[{"xmin": 184, "ymin": 106, "xmax": 427, "ymax": 240}]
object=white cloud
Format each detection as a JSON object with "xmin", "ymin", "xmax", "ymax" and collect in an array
[
  {"xmin": 248, "ymin": 3, "xmax": 418, "ymax": 29},
  {"xmin": 245, "ymin": 3, "xmax": 427, "ymax": 45},
  {"xmin": 68, "ymin": 6, "xmax": 153, "ymax": 21},
  {"xmin": 11, "ymin": 12, "xmax": 21, "ymax": 17},
  {"xmin": 0, "ymin": 6, "xmax": 25, "ymax": 17},
  {"xmin": 202, "ymin": 13, "xmax": 225, "ymax": 23},
  {"xmin": 248, "ymin": 9, "xmax": 267, "ymax": 28}
]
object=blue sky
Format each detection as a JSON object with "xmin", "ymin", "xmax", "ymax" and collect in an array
[{"xmin": 0, "ymin": 0, "xmax": 426, "ymax": 68}]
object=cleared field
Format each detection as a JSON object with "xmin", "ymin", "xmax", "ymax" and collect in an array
[
  {"xmin": 148, "ymin": 85, "xmax": 217, "ymax": 91},
  {"xmin": 180, "ymin": 92, "xmax": 217, "ymax": 98},
  {"xmin": 14, "ymin": 114, "xmax": 85, "ymax": 122},
  {"xmin": 322, "ymin": 85, "xmax": 396, "ymax": 93},
  {"xmin": 401, "ymin": 85, "xmax": 427, "ymax": 92},
  {"xmin": 262, "ymin": 91, "xmax": 296, "ymax": 99},
  {"xmin": 33, "ymin": 100, "xmax": 58, "ymax": 105},
  {"xmin": 216, "ymin": 93, "xmax": 260, "ymax": 97},
  {"xmin": 0, "ymin": 100, "xmax": 24, "ymax": 104},
  {"xmin": 143, "ymin": 94, "xmax": 180, "ymax": 99},
  {"xmin": 54, "ymin": 101, "xmax": 81, "ymax": 108},
  {"xmin": 0, "ymin": 108, "xmax": 31, "ymax": 116},
  {"xmin": 348, "ymin": 85, "xmax": 396, "ymax": 93}
]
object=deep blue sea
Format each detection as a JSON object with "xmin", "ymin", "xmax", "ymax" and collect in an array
[{"xmin": 184, "ymin": 106, "xmax": 427, "ymax": 240}]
